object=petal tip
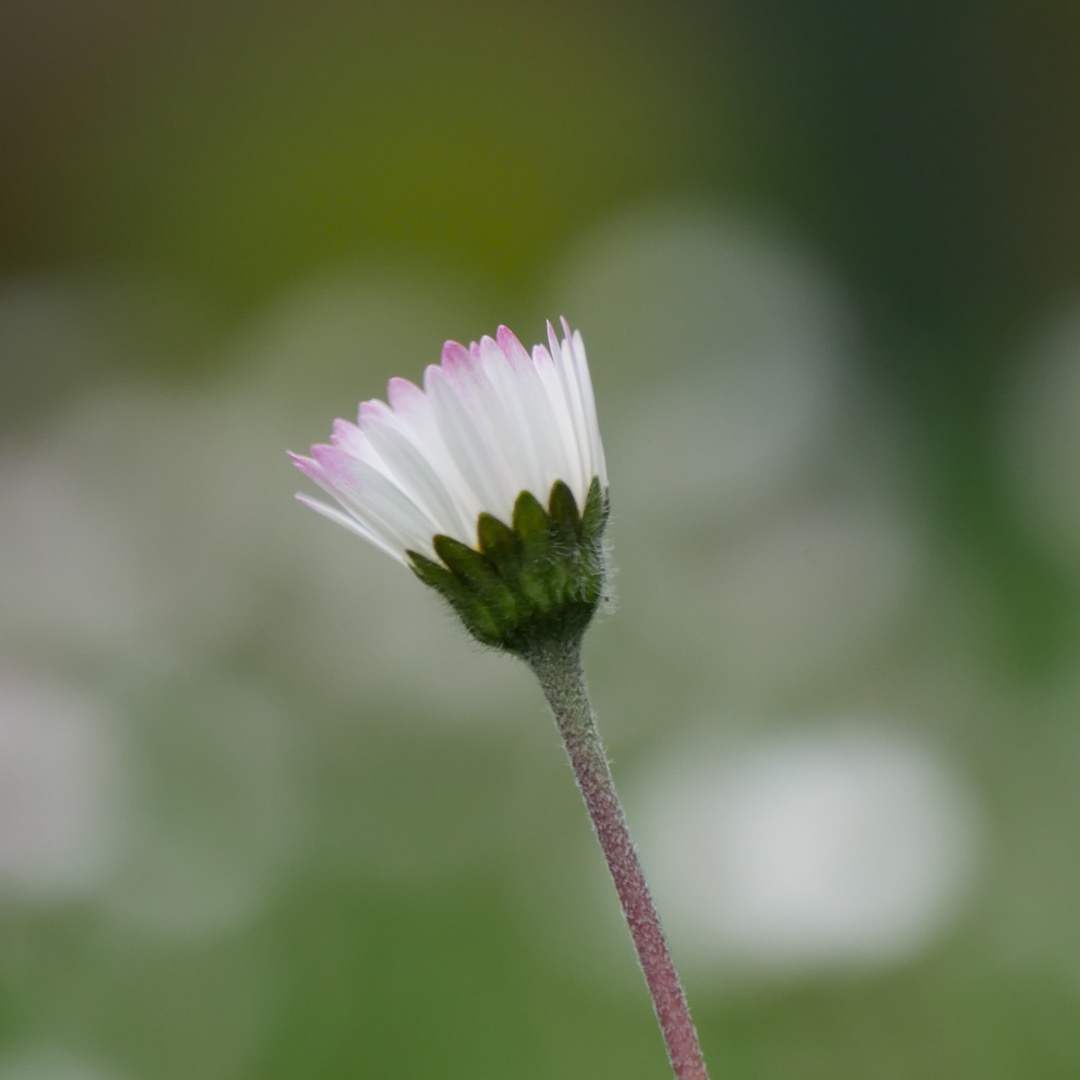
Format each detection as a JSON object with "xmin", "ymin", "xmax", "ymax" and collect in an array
[
  {"xmin": 358, "ymin": 399, "xmax": 389, "ymax": 423},
  {"xmin": 496, "ymin": 324, "xmax": 530, "ymax": 366},
  {"xmin": 387, "ymin": 376, "xmax": 422, "ymax": 409},
  {"xmin": 289, "ymin": 451, "xmax": 324, "ymax": 482},
  {"xmin": 441, "ymin": 339, "xmax": 472, "ymax": 375}
]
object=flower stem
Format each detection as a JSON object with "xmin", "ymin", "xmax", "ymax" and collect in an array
[{"xmin": 525, "ymin": 639, "xmax": 711, "ymax": 1080}]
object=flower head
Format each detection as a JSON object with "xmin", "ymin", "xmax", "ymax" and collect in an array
[{"xmin": 290, "ymin": 319, "xmax": 610, "ymax": 653}]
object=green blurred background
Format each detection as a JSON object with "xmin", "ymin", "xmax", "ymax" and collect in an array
[{"xmin": 3, "ymin": 1, "xmax": 1080, "ymax": 1077}]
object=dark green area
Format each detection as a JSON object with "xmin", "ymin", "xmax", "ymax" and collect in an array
[{"xmin": 409, "ymin": 479, "xmax": 610, "ymax": 653}]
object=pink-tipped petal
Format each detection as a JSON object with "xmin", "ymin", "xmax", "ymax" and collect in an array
[
  {"xmin": 288, "ymin": 449, "xmax": 326, "ymax": 482},
  {"xmin": 478, "ymin": 334, "xmax": 505, "ymax": 366},
  {"xmin": 309, "ymin": 445, "xmax": 440, "ymax": 552},
  {"xmin": 387, "ymin": 376, "xmax": 424, "ymax": 414},
  {"xmin": 309, "ymin": 443, "xmax": 351, "ymax": 480},
  {"xmin": 422, "ymin": 363, "xmax": 444, "ymax": 395},
  {"xmin": 478, "ymin": 334, "xmax": 512, "ymax": 380},
  {"xmin": 331, "ymin": 418, "xmax": 367, "ymax": 457},
  {"xmin": 532, "ymin": 343, "xmax": 555, "ymax": 372},
  {"xmin": 496, "ymin": 325, "xmax": 532, "ymax": 371},
  {"xmin": 546, "ymin": 320, "xmax": 561, "ymax": 364},
  {"xmin": 359, "ymin": 393, "xmax": 471, "ymax": 538},
  {"xmin": 425, "ymin": 359, "xmax": 508, "ymax": 515},
  {"xmin": 440, "ymin": 340, "xmax": 480, "ymax": 388},
  {"xmin": 441, "ymin": 339, "xmax": 470, "ymax": 368},
  {"xmin": 359, "ymin": 399, "xmax": 393, "ymax": 425}
]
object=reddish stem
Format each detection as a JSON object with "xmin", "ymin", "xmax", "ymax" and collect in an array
[{"xmin": 527, "ymin": 641, "xmax": 710, "ymax": 1080}]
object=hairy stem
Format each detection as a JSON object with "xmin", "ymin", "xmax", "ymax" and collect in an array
[{"xmin": 525, "ymin": 639, "xmax": 710, "ymax": 1080}]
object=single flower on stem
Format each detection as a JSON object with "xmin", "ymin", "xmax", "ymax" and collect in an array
[{"xmin": 290, "ymin": 319, "xmax": 711, "ymax": 1080}]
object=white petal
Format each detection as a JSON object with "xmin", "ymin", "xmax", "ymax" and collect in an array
[
  {"xmin": 294, "ymin": 494, "xmax": 405, "ymax": 563},
  {"xmin": 358, "ymin": 399, "xmax": 473, "ymax": 540},
  {"xmin": 567, "ymin": 322, "xmax": 608, "ymax": 489},
  {"xmin": 330, "ymin": 417, "xmax": 368, "ymax": 459},
  {"xmin": 387, "ymin": 377, "xmax": 484, "ymax": 529},
  {"xmin": 309, "ymin": 446, "xmax": 440, "ymax": 557},
  {"xmin": 478, "ymin": 334, "xmax": 547, "ymax": 499},
  {"xmin": 533, "ymin": 342, "xmax": 586, "ymax": 499},
  {"xmin": 549, "ymin": 320, "xmax": 594, "ymax": 499},
  {"xmin": 442, "ymin": 340, "xmax": 526, "ymax": 510},
  {"xmin": 497, "ymin": 326, "xmax": 572, "ymax": 501},
  {"xmin": 330, "ymin": 419, "xmax": 398, "ymax": 486},
  {"xmin": 425, "ymin": 358, "xmax": 512, "ymax": 523},
  {"xmin": 289, "ymin": 452, "xmax": 407, "ymax": 557}
]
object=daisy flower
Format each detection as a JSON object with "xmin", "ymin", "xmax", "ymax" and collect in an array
[{"xmin": 290, "ymin": 319, "xmax": 610, "ymax": 654}]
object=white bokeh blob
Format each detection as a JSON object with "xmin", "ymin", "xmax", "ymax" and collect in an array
[
  {"xmin": 633, "ymin": 725, "xmax": 983, "ymax": 976},
  {"xmin": 0, "ymin": 453, "xmax": 152, "ymax": 658},
  {"xmin": 0, "ymin": 671, "xmax": 122, "ymax": 900}
]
